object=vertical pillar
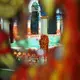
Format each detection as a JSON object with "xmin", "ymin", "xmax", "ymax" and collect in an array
[
  {"xmin": 38, "ymin": 6, "xmax": 41, "ymax": 35},
  {"xmin": 0, "ymin": 18, "xmax": 4, "ymax": 30},
  {"xmin": 38, "ymin": 19, "xmax": 41, "ymax": 39},
  {"xmin": 13, "ymin": 21, "xmax": 18, "ymax": 42},
  {"xmin": 56, "ymin": 9, "xmax": 61, "ymax": 35},
  {"xmin": 38, "ymin": 19, "xmax": 41, "ymax": 34},
  {"xmin": 27, "ymin": 19, "xmax": 31, "ymax": 38},
  {"xmin": 56, "ymin": 19, "xmax": 60, "ymax": 34},
  {"xmin": 0, "ymin": 18, "xmax": 1, "ymax": 29},
  {"xmin": 27, "ymin": 19, "xmax": 31, "ymax": 35},
  {"xmin": 41, "ymin": 16, "xmax": 48, "ymax": 35}
]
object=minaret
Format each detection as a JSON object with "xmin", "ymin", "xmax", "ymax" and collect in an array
[{"xmin": 56, "ymin": 8, "xmax": 62, "ymax": 35}]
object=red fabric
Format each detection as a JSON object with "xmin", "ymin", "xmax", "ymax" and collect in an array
[
  {"xmin": 0, "ymin": 47, "xmax": 11, "ymax": 55},
  {"xmin": 0, "ymin": 30, "xmax": 11, "ymax": 55},
  {"xmin": 11, "ymin": 64, "xmax": 29, "ymax": 80},
  {"xmin": 0, "ymin": 30, "xmax": 8, "ymax": 43}
]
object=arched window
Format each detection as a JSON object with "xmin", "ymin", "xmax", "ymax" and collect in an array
[
  {"xmin": 48, "ymin": 8, "xmax": 63, "ymax": 34},
  {"xmin": 31, "ymin": 2, "xmax": 40, "ymax": 34}
]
